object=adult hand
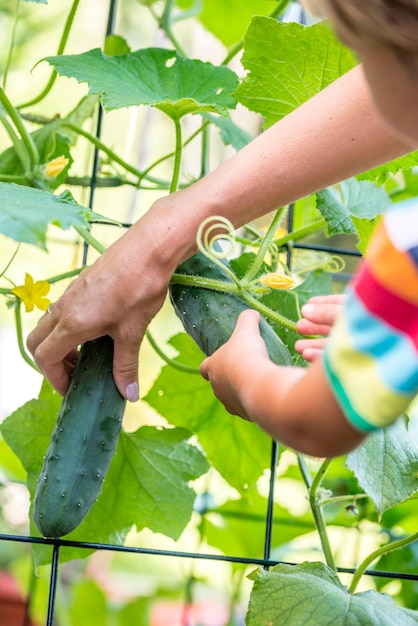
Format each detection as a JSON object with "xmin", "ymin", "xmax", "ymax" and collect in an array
[
  {"xmin": 27, "ymin": 200, "xmax": 181, "ymax": 401},
  {"xmin": 295, "ymin": 294, "xmax": 346, "ymax": 361}
]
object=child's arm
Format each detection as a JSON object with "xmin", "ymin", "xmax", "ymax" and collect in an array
[
  {"xmin": 200, "ymin": 309, "xmax": 365, "ymax": 458},
  {"xmin": 295, "ymin": 294, "xmax": 347, "ymax": 361}
]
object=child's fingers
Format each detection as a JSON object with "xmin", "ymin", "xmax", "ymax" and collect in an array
[
  {"xmin": 296, "ymin": 318, "xmax": 332, "ymax": 336},
  {"xmin": 300, "ymin": 301, "xmax": 343, "ymax": 326},
  {"xmin": 295, "ymin": 337, "xmax": 328, "ymax": 362}
]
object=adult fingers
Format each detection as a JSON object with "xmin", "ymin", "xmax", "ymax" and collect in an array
[{"xmin": 111, "ymin": 330, "xmax": 142, "ymax": 402}]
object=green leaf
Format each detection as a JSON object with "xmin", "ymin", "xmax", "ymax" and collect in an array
[
  {"xmin": 33, "ymin": 425, "xmax": 209, "ymax": 566},
  {"xmin": 0, "ymin": 380, "xmax": 60, "ymax": 474},
  {"xmin": 0, "ymin": 437, "xmax": 26, "ymax": 482},
  {"xmin": 246, "ymin": 562, "xmax": 418, "ymax": 625},
  {"xmin": 358, "ymin": 152, "xmax": 418, "ymax": 185},
  {"xmin": 346, "ymin": 420, "xmax": 418, "ymax": 517},
  {"xmin": 235, "ymin": 18, "xmax": 357, "ymax": 128},
  {"xmin": 103, "ymin": 34, "xmax": 131, "ymax": 56},
  {"xmin": 260, "ymin": 270, "xmax": 333, "ymax": 355},
  {"xmin": 1, "ymin": 381, "xmax": 208, "ymax": 567},
  {"xmin": 204, "ymin": 113, "xmax": 253, "ymax": 151},
  {"xmin": 197, "ymin": 0, "xmax": 281, "ymax": 48},
  {"xmin": 352, "ymin": 216, "xmax": 380, "ymax": 255},
  {"xmin": 0, "ymin": 183, "xmax": 101, "ymax": 248},
  {"xmin": 45, "ymin": 48, "xmax": 239, "ymax": 120},
  {"xmin": 202, "ymin": 491, "xmax": 315, "ymax": 560},
  {"xmin": 316, "ymin": 178, "xmax": 391, "ymax": 242},
  {"xmin": 144, "ymin": 333, "xmax": 272, "ymax": 493},
  {"xmin": 68, "ymin": 580, "xmax": 107, "ymax": 625},
  {"xmin": 375, "ymin": 542, "xmax": 418, "ymax": 610}
]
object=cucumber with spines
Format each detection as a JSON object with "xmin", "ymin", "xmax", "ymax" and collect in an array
[
  {"xmin": 169, "ymin": 252, "xmax": 293, "ymax": 366},
  {"xmin": 34, "ymin": 335, "xmax": 126, "ymax": 538}
]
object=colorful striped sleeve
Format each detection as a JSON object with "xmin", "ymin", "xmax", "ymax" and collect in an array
[{"xmin": 323, "ymin": 201, "xmax": 418, "ymax": 432}]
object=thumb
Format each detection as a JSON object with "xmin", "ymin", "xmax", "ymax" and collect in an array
[
  {"xmin": 112, "ymin": 337, "xmax": 140, "ymax": 402},
  {"xmin": 234, "ymin": 309, "xmax": 261, "ymax": 334},
  {"xmin": 200, "ymin": 356, "xmax": 211, "ymax": 380}
]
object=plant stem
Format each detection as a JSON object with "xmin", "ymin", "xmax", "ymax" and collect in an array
[
  {"xmin": 145, "ymin": 330, "xmax": 201, "ymax": 374},
  {"xmin": 0, "ymin": 107, "xmax": 31, "ymax": 172},
  {"xmin": 3, "ymin": 0, "xmax": 20, "ymax": 90},
  {"xmin": 170, "ymin": 118, "xmax": 183, "ymax": 193},
  {"xmin": 0, "ymin": 242, "xmax": 20, "ymax": 278},
  {"xmin": 320, "ymin": 493, "xmax": 368, "ymax": 507},
  {"xmin": 19, "ymin": 0, "xmax": 81, "ymax": 109},
  {"xmin": 0, "ymin": 173, "xmax": 28, "ymax": 183},
  {"xmin": 170, "ymin": 272, "xmax": 298, "ymax": 332},
  {"xmin": 238, "ymin": 291, "xmax": 298, "ymax": 332},
  {"xmin": 170, "ymin": 273, "xmax": 240, "ymax": 294},
  {"xmin": 274, "ymin": 219, "xmax": 327, "ymax": 247},
  {"xmin": 244, "ymin": 207, "xmax": 286, "ymax": 282},
  {"xmin": 0, "ymin": 87, "xmax": 39, "ymax": 166},
  {"xmin": 74, "ymin": 226, "xmax": 106, "ymax": 254},
  {"xmin": 349, "ymin": 530, "xmax": 418, "ymax": 594},
  {"xmin": 63, "ymin": 122, "xmax": 143, "ymax": 180},
  {"xmin": 13, "ymin": 300, "xmax": 41, "ymax": 374},
  {"xmin": 158, "ymin": 0, "xmax": 186, "ymax": 56},
  {"xmin": 298, "ymin": 455, "xmax": 336, "ymax": 571}
]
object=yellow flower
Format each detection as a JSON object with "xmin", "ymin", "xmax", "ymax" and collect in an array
[
  {"xmin": 12, "ymin": 273, "xmax": 51, "ymax": 312},
  {"xmin": 45, "ymin": 155, "xmax": 69, "ymax": 178},
  {"xmin": 260, "ymin": 272, "xmax": 296, "ymax": 290}
]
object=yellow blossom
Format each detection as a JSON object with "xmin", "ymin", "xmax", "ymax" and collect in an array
[
  {"xmin": 273, "ymin": 227, "xmax": 287, "ymax": 240},
  {"xmin": 45, "ymin": 155, "xmax": 69, "ymax": 178},
  {"xmin": 260, "ymin": 272, "xmax": 296, "ymax": 290},
  {"xmin": 12, "ymin": 273, "xmax": 51, "ymax": 312}
]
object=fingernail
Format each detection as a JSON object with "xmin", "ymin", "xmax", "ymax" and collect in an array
[
  {"xmin": 301, "ymin": 304, "xmax": 314, "ymax": 316},
  {"xmin": 125, "ymin": 382, "xmax": 139, "ymax": 402}
]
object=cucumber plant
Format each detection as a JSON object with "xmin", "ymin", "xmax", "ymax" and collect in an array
[
  {"xmin": 170, "ymin": 249, "xmax": 293, "ymax": 367},
  {"xmin": 0, "ymin": 1, "xmax": 418, "ymax": 624}
]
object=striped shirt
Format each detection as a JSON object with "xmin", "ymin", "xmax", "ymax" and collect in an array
[{"xmin": 323, "ymin": 201, "xmax": 418, "ymax": 432}]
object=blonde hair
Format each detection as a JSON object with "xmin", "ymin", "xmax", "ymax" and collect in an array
[{"xmin": 302, "ymin": 0, "xmax": 418, "ymax": 53}]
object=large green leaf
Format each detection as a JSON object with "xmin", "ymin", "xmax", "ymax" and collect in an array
[
  {"xmin": 246, "ymin": 562, "xmax": 418, "ymax": 625},
  {"xmin": 235, "ymin": 18, "xmax": 357, "ymax": 128},
  {"xmin": 346, "ymin": 419, "xmax": 418, "ymax": 517},
  {"xmin": 0, "ymin": 381, "xmax": 209, "ymax": 567},
  {"xmin": 0, "ymin": 184, "xmax": 101, "ymax": 248},
  {"xmin": 196, "ymin": 0, "xmax": 282, "ymax": 48},
  {"xmin": 144, "ymin": 333, "xmax": 272, "ymax": 493},
  {"xmin": 45, "ymin": 48, "xmax": 239, "ymax": 120}
]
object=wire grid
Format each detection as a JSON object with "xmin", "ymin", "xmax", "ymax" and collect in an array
[{"xmin": 1, "ymin": 1, "xmax": 418, "ymax": 624}]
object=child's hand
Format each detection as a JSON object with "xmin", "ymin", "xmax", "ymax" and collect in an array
[
  {"xmin": 200, "ymin": 310, "xmax": 270, "ymax": 420},
  {"xmin": 295, "ymin": 294, "xmax": 346, "ymax": 362}
]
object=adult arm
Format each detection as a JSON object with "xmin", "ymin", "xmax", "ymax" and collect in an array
[{"xmin": 27, "ymin": 64, "xmax": 412, "ymax": 400}]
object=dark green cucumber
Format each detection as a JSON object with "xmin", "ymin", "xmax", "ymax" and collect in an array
[
  {"xmin": 34, "ymin": 335, "xmax": 126, "ymax": 538},
  {"xmin": 169, "ymin": 252, "xmax": 293, "ymax": 366}
]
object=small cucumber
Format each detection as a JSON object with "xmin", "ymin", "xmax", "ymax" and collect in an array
[
  {"xmin": 34, "ymin": 335, "xmax": 126, "ymax": 538},
  {"xmin": 169, "ymin": 252, "xmax": 293, "ymax": 366}
]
